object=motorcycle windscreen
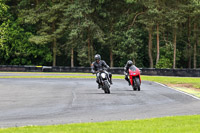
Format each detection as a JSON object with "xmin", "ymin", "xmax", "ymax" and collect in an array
[{"xmin": 129, "ymin": 66, "xmax": 137, "ymax": 72}]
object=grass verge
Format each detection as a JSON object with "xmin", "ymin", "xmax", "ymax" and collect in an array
[
  {"xmin": 0, "ymin": 73, "xmax": 125, "ymax": 79},
  {"xmin": 0, "ymin": 72, "xmax": 92, "ymax": 75},
  {"xmin": 141, "ymin": 76, "xmax": 200, "ymax": 98},
  {"xmin": 141, "ymin": 76, "xmax": 200, "ymax": 89},
  {"xmin": 0, "ymin": 76, "xmax": 96, "ymax": 78},
  {"xmin": 1, "ymin": 115, "xmax": 200, "ymax": 133}
]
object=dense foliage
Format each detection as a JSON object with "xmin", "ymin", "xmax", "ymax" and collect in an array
[{"xmin": 1, "ymin": 0, "xmax": 200, "ymax": 68}]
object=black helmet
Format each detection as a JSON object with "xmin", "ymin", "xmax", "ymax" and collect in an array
[
  {"xmin": 127, "ymin": 60, "xmax": 133, "ymax": 67},
  {"xmin": 95, "ymin": 54, "xmax": 101, "ymax": 61}
]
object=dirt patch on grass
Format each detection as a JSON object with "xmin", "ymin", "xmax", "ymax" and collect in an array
[{"xmin": 167, "ymin": 83, "xmax": 200, "ymax": 92}]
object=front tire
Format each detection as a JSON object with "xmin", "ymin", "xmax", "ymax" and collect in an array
[
  {"xmin": 103, "ymin": 81, "xmax": 110, "ymax": 94},
  {"xmin": 132, "ymin": 85, "xmax": 137, "ymax": 91},
  {"xmin": 132, "ymin": 78, "xmax": 137, "ymax": 91},
  {"xmin": 135, "ymin": 77, "xmax": 141, "ymax": 91}
]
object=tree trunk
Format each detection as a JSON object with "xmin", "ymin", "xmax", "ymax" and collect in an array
[
  {"xmin": 110, "ymin": 49, "xmax": 113, "ymax": 67},
  {"xmin": 167, "ymin": 32, "xmax": 169, "ymax": 43},
  {"xmin": 52, "ymin": 22, "xmax": 56, "ymax": 67},
  {"xmin": 195, "ymin": 38, "xmax": 198, "ymax": 68},
  {"xmin": 173, "ymin": 29, "xmax": 176, "ymax": 69},
  {"xmin": 187, "ymin": 17, "xmax": 191, "ymax": 68},
  {"xmin": 35, "ymin": 0, "xmax": 38, "ymax": 5},
  {"xmin": 156, "ymin": 24, "xmax": 160, "ymax": 66},
  {"xmin": 148, "ymin": 27, "xmax": 153, "ymax": 68},
  {"xmin": 91, "ymin": 45, "xmax": 94, "ymax": 62},
  {"xmin": 71, "ymin": 48, "xmax": 74, "ymax": 67},
  {"xmin": 88, "ymin": 37, "xmax": 91, "ymax": 64},
  {"xmin": 132, "ymin": 58, "xmax": 136, "ymax": 65},
  {"xmin": 194, "ymin": 42, "xmax": 197, "ymax": 69},
  {"xmin": 194, "ymin": 23, "xmax": 197, "ymax": 69},
  {"xmin": 52, "ymin": 39, "xmax": 56, "ymax": 67}
]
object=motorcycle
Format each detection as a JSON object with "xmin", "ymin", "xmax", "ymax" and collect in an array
[
  {"xmin": 97, "ymin": 70, "xmax": 111, "ymax": 94},
  {"xmin": 128, "ymin": 65, "xmax": 141, "ymax": 91}
]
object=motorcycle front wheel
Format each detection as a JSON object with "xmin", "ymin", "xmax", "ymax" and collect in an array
[
  {"xmin": 132, "ymin": 77, "xmax": 140, "ymax": 91},
  {"xmin": 135, "ymin": 77, "xmax": 141, "ymax": 91},
  {"xmin": 103, "ymin": 81, "xmax": 110, "ymax": 94}
]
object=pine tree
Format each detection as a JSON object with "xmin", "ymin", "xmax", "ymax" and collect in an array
[
  {"xmin": 18, "ymin": 0, "xmax": 68, "ymax": 66},
  {"xmin": 64, "ymin": 0, "xmax": 104, "ymax": 66}
]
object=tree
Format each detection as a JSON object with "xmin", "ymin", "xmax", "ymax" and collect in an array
[
  {"xmin": 19, "ymin": 0, "xmax": 68, "ymax": 66},
  {"xmin": 1, "ymin": 0, "xmax": 200, "ymax": 68},
  {"xmin": 139, "ymin": 0, "xmax": 157, "ymax": 68},
  {"xmin": 164, "ymin": 0, "xmax": 182, "ymax": 69},
  {"xmin": 94, "ymin": 0, "xmax": 128, "ymax": 67},
  {"xmin": 190, "ymin": 0, "xmax": 200, "ymax": 68},
  {"xmin": 64, "ymin": 0, "xmax": 104, "ymax": 67},
  {"xmin": 0, "ymin": 0, "xmax": 8, "ymax": 19},
  {"xmin": 0, "ymin": 0, "xmax": 8, "ymax": 47},
  {"xmin": 127, "ymin": 0, "xmax": 161, "ymax": 68}
]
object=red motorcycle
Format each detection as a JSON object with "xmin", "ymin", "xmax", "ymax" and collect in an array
[{"xmin": 128, "ymin": 65, "xmax": 141, "ymax": 91}]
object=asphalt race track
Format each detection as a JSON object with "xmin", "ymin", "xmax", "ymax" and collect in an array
[{"xmin": 0, "ymin": 77, "xmax": 200, "ymax": 128}]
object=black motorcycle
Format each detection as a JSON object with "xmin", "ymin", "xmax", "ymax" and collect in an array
[{"xmin": 97, "ymin": 70, "xmax": 111, "ymax": 94}]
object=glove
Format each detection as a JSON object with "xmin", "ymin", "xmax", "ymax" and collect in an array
[
  {"xmin": 91, "ymin": 70, "xmax": 95, "ymax": 74},
  {"xmin": 105, "ymin": 67, "xmax": 110, "ymax": 70},
  {"xmin": 124, "ymin": 71, "xmax": 127, "ymax": 75}
]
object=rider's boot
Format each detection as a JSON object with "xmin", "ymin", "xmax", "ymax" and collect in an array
[
  {"xmin": 98, "ymin": 83, "xmax": 102, "ymax": 89},
  {"xmin": 128, "ymin": 80, "xmax": 131, "ymax": 86},
  {"xmin": 110, "ymin": 79, "xmax": 113, "ymax": 84}
]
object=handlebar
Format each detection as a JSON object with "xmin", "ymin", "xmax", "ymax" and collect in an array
[
  {"xmin": 94, "ymin": 69, "xmax": 108, "ymax": 74},
  {"xmin": 92, "ymin": 68, "xmax": 109, "ymax": 74},
  {"xmin": 96, "ymin": 70, "xmax": 104, "ymax": 73}
]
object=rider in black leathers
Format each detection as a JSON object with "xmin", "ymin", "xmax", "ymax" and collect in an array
[
  {"xmin": 124, "ymin": 60, "xmax": 133, "ymax": 86},
  {"xmin": 91, "ymin": 54, "xmax": 112, "ymax": 89}
]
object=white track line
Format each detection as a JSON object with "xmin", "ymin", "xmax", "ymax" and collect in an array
[{"xmin": 155, "ymin": 82, "xmax": 200, "ymax": 100}]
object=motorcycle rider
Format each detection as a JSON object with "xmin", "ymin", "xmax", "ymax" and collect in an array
[
  {"xmin": 91, "ymin": 54, "xmax": 112, "ymax": 89},
  {"xmin": 124, "ymin": 60, "xmax": 133, "ymax": 86}
]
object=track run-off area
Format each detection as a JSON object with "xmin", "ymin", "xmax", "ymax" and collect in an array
[{"xmin": 0, "ymin": 72, "xmax": 200, "ymax": 128}]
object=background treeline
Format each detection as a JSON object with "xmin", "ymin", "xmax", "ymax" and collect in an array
[{"xmin": 1, "ymin": 0, "xmax": 200, "ymax": 68}]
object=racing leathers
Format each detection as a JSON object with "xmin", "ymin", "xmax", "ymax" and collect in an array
[{"xmin": 124, "ymin": 63, "xmax": 132, "ymax": 85}]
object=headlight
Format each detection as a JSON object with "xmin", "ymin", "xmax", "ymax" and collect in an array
[{"xmin": 101, "ymin": 73, "xmax": 106, "ymax": 79}]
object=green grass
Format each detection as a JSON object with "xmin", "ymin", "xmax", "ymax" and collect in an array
[
  {"xmin": 141, "ymin": 76, "xmax": 200, "ymax": 89},
  {"xmin": 0, "ymin": 72, "xmax": 92, "ymax": 75},
  {"xmin": 140, "ymin": 76, "xmax": 200, "ymax": 98},
  {"xmin": 174, "ymin": 87, "xmax": 200, "ymax": 98},
  {"xmin": 0, "ymin": 73, "xmax": 124, "ymax": 79},
  {"xmin": 1, "ymin": 115, "xmax": 200, "ymax": 133},
  {"xmin": 0, "ymin": 76, "xmax": 96, "ymax": 78}
]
